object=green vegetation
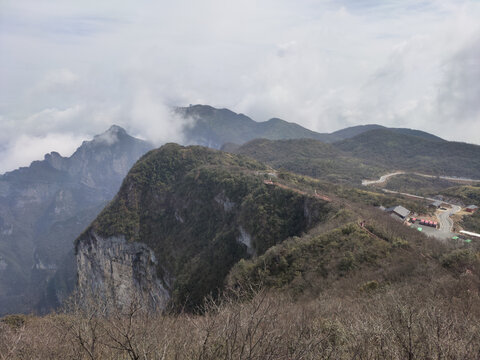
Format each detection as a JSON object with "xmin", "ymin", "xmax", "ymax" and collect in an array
[
  {"xmin": 89, "ymin": 144, "xmax": 268, "ymax": 242},
  {"xmin": 383, "ymin": 176, "xmax": 480, "ymax": 206},
  {"xmin": 228, "ymin": 223, "xmax": 390, "ymax": 293},
  {"xmin": 440, "ymin": 185, "xmax": 480, "ymax": 205},
  {"xmin": 233, "ymin": 128, "xmax": 480, "ymax": 186},
  {"xmin": 179, "ymin": 105, "xmax": 445, "ymax": 149},
  {"xmin": 6, "ymin": 123, "xmax": 480, "ymax": 358},
  {"xmin": 383, "ymin": 174, "xmax": 460, "ymax": 194},
  {"xmin": 1, "ymin": 314, "xmax": 31, "ymax": 328},
  {"xmin": 461, "ymin": 211, "xmax": 480, "ymax": 233},
  {"xmin": 234, "ymin": 138, "xmax": 386, "ymax": 184},
  {"xmin": 334, "ymin": 185, "xmax": 429, "ymax": 214},
  {"xmin": 227, "ymin": 207, "xmax": 441, "ymax": 296},
  {"xmin": 13, "ymin": 192, "xmax": 479, "ymax": 359},
  {"xmin": 77, "ymin": 142, "xmax": 442, "ymax": 310},
  {"xmin": 336, "ymin": 129, "xmax": 480, "ymax": 178},
  {"xmin": 78, "ymin": 144, "xmax": 332, "ymax": 310}
]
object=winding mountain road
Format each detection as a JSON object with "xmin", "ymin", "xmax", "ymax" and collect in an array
[
  {"xmin": 361, "ymin": 171, "xmax": 405, "ymax": 186},
  {"xmin": 362, "ymin": 171, "xmax": 480, "ymax": 186},
  {"xmin": 437, "ymin": 205, "xmax": 461, "ymax": 233}
]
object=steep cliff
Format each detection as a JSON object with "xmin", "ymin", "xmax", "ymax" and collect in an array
[
  {"xmin": 75, "ymin": 144, "xmax": 332, "ymax": 310},
  {"xmin": 76, "ymin": 231, "xmax": 168, "ymax": 310},
  {"xmin": 0, "ymin": 126, "xmax": 153, "ymax": 315}
]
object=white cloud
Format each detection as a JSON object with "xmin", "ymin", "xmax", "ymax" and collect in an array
[
  {"xmin": 129, "ymin": 88, "xmax": 191, "ymax": 146},
  {"xmin": 0, "ymin": 0, "xmax": 480, "ymax": 173},
  {"xmin": 0, "ymin": 133, "xmax": 85, "ymax": 174}
]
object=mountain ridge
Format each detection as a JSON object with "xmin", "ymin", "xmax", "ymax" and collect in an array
[
  {"xmin": 335, "ymin": 128, "xmax": 480, "ymax": 178},
  {"xmin": 177, "ymin": 104, "xmax": 446, "ymax": 148}
]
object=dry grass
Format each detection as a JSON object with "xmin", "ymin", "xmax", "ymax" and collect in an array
[{"xmin": 1, "ymin": 279, "xmax": 480, "ymax": 360}]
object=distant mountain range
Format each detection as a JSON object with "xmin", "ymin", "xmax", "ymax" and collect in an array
[
  {"xmin": 232, "ymin": 124, "xmax": 480, "ymax": 182},
  {"xmin": 177, "ymin": 104, "xmax": 445, "ymax": 148}
]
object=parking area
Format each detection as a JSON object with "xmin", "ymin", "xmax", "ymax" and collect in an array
[{"xmin": 409, "ymin": 220, "xmax": 455, "ymax": 241}]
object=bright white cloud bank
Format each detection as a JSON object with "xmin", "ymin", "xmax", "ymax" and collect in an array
[{"xmin": 0, "ymin": 0, "xmax": 479, "ymax": 173}]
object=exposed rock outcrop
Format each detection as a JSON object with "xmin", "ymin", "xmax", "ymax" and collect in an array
[{"xmin": 76, "ymin": 231, "xmax": 169, "ymax": 311}]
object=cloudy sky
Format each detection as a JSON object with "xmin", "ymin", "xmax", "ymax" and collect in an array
[{"xmin": 1, "ymin": 0, "xmax": 480, "ymax": 173}]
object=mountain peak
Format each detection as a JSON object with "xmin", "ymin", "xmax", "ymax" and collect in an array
[
  {"xmin": 107, "ymin": 124, "xmax": 127, "ymax": 134},
  {"xmin": 91, "ymin": 125, "xmax": 128, "ymax": 146},
  {"xmin": 264, "ymin": 117, "xmax": 286, "ymax": 124}
]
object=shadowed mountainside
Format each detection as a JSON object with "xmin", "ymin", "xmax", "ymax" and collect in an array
[{"xmin": 0, "ymin": 126, "xmax": 153, "ymax": 315}]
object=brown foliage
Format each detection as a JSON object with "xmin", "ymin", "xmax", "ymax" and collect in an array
[{"xmin": 1, "ymin": 280, "xmax": 480, "ymax": 359}]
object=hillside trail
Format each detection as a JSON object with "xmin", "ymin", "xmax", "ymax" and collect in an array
[
  {"xmin": 263, "ymin": 179, "xmax": 331, "ymax": 202},
  {"xmin": 358, "ymin": 221, "xmax": 382, "ymax": 241}
]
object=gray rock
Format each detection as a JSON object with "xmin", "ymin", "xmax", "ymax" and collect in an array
[{"xmin": 76, "ymin": 231, "xmax": 169, "ymax": 311}]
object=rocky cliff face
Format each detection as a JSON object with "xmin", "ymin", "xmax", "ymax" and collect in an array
[
  {"xmin": 0, "ymin": 126, "xmax": 153, "ymax": 315},
  {"xmin": 76, "ymin": 231, "xmax": 168, "ymax": 310}
]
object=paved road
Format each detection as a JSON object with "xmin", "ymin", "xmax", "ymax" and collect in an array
[
  {"xmin": 437, "ymin": 205, "xmax": 461, "ymax": 233},
  {"xmin": 363, "ymin": 171, "xmax": 480, "ymax": 186},
  {"xmin": 381, "ymin": 188, "xmax": 436, "ymax": 202},
  {"xmin": 413, "ymin": 173, "xmax": 480, "ymax": 183},
  {"xmin": 361, "ymin": 171, "xmax": 405, "ymax": 186}
]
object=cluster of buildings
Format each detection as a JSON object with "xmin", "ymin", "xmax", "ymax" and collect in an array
[{"xmin": 379, "ymin": 201, "xmax": 479, "ymax": 235}]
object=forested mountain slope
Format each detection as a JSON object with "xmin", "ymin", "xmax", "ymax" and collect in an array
[
  {"xmin": 335, "ymin": 129, "xmax": 480, "ymax": 178},
  {"xmin": 75, "ymin": 144, "xmax": 333, "ymax": 310}
]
